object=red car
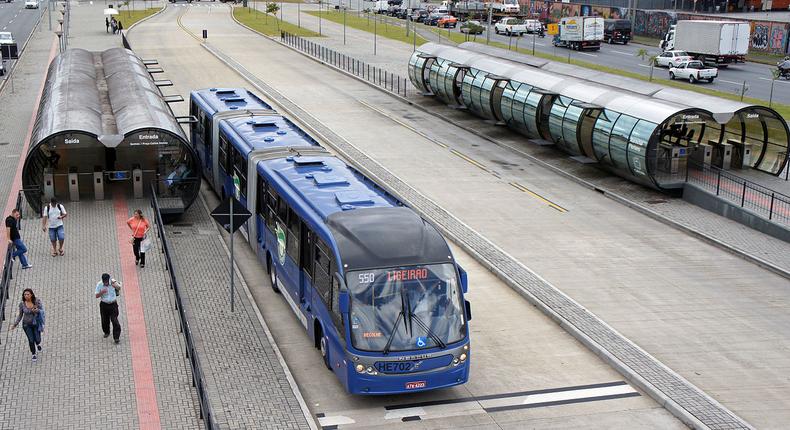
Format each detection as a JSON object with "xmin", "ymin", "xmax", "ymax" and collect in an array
[{"xmin": 437, "ymin": 15, "xmax": 457, "ymax": 28}]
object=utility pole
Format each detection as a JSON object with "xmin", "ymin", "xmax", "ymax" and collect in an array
[{"xmin": 486, "ymin": 4, "xmax": 492, "ymax": 45}]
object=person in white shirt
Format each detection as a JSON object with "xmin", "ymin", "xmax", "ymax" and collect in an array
[{"xmin": 41, "ymin": 197, "xmax": 67, "ymax": 257}]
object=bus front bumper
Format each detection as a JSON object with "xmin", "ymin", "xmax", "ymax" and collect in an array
[{"xmin": 348, "ymin": 362, "xmax": 470, "ymax": 395}]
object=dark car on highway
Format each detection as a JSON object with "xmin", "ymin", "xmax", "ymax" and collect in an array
[
  {"xmin": 424, "ymin": 12, "xmax": 444, "ymax": 26},
  {"xmin": 410, "ymin": 9, "xmax": 428, "ymax": 22}
]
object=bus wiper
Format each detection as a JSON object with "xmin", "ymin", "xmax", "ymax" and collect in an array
[
  {"xmin": 382, "ymin": 311, "xmax": 403, "ymax": 356},
  {"xmin": 410, "ymin": 312, "xmax": 446, "ymax": 350}
]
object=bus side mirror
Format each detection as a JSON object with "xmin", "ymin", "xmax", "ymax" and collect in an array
[
  {"xmin": 465, "ymin": 300, "xmax": 472, "ymax": 321},
  {"xmin": 339, "ymin": 292, "xmax": 350, "ymax": 314},
  {"xmin": 458, "ymin": 265, "xmax": 468, "ymax": 294}
]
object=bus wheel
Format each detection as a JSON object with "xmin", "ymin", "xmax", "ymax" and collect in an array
[
  {"xmin": 268, "ymin": 255, "xmax": 281, "ymax": 293},
  {"xmin": 320, "ymin": 334, "xmax": 331, "ymax": 370}
]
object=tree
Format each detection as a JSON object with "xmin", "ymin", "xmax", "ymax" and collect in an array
[
  {"xmin": 266, "ymin": 2, "xmax": 280, "ymax": 29},
  {"xmin": 635, "ymin": 48, "xmax": 648, "ymax": 62}
]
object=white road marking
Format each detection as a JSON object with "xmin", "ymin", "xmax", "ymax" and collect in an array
[
  {"xmin": 317, "ymin": 415, "xmax": 356, "ymax": 426},
  {"xmin": 579, "ymin": 52, "xmax": 597, "ymax": 57},
  {"xmin": 519, "ymin": 384, "xmax": 636, "ymax": 406},
  {"xmin": 718, "ymin": 79, "xmax": 742, "ymax": 85},
  {"xmin": 637, "ymin": 64, "xmax": 650, "ymax": 68},
  {"xmin": 611, "ymin": 50, "xmax": 632, "ymax": 56},
  {"xmin": 384, "ymin": 407, "xmax": 427, "ymax": 420},
  {"xmin": 759, "ymin": 77, "xmax": 790, "ymax": 84}
]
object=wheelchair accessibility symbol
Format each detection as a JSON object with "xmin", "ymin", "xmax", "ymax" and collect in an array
[{"xmin": 416, "ymin": 337, "xmax": 427, "ymax": 348}]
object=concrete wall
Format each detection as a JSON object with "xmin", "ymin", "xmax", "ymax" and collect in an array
[{"xmin": 683, "ymin": 183, "xmax": 790, "ymax": 242}]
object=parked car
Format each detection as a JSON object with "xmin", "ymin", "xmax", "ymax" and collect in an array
[
  {"xmin": 394, "ymin": 8, "xmax": 409, "ymax": 19},
  {"xmin": 0, "ymin": 59, "xmax": 5, "ymax": 77},
  {"xmin": 523, "ymin": 19, "xmax": 543, "ymax": 34},
  {"xmin": 437, "ymin": 15, "xmax": 457, "ymax": 28},
  {"xmin": 460, "ymin": 20, "xmax": 484, "ymax": 34},
  {"xmin": 424, "ymin": 12, "xmax": 444, "ymax": 26},
  {"xmin": 669, "ymin": 60, "xmax": 718, "ymax": 83},
  {"xmin": 494, "ymin": 17, "xmax": 526, "ymax": 36},
  {"xmin": 410, "ymin": 9, "xmax": 429, "ymax": 22},
  {"xmin": 24, "ymin": 0, "xmax": 37, "ymax": 8},
  {"xmin": 654, "ymin": 50, "xmax": 693, "ymax": 68}
]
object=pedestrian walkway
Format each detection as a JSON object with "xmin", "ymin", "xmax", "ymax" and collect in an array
[
  {"xmin": 0, "ymin": 198, "xmax": 200, "ymax": 429},
  {"xmin": 164, "ymin": 190, "xmax": 313, "ymax": 430}
]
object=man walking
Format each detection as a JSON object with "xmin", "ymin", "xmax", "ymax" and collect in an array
[
  {"xmin": 105, "ymin": 17, "xmax": 110, "ymax": 33},
  {"xmin": 41, "ymin": 197, "xmax": 67, "ymax": 257},
  {"xmin": 95, "ymin": 273, "xmax": 121, "ymax": 343},
  {"xmin": 6, "ymin": 209, "xmax": 32, "ymax": 269}
]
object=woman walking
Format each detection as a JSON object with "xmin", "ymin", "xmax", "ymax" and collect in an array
[
  {"xmin": 10, "ymin": 288, "xmax": 45, "ymax": 363},
  {"xmin": 126, "ymin": 209, "xmax": 150, "ymax": 268}
]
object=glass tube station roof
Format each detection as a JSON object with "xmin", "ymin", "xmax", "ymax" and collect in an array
[{"xmin": 408, "ymin": 43, "xmax": 789, "ymax": 190}]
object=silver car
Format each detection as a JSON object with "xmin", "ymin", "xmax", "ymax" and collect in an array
[{"xmin": 654, "ymin": 50, "xmax": 693, "ymax": 68}]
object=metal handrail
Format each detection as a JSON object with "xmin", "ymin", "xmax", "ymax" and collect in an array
[
  {"xmin": 686, "ymin": 159, "xmax": 790, "ymax": 225},
  {"xmin": 0, "ymin": 191, "xmax": 25, "ymax": 342},
  {"xmin": 150, "ymin": 183, "xmax": 216, "ymax": 430}
]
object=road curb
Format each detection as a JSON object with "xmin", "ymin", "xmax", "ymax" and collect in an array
[{"xmin": 125, "ymin": 1, "xmax": 168, "ymax": 34}]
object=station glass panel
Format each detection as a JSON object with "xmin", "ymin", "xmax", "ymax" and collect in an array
[
  {"xmin": 592, "ymin": 109, "xmax": 621, "ymax": 165},
  {"xmin": 562, "ymin": 103, "xmax": 585, "ymax": 156},
  {"xmin": 501, "ymin": 82, "xmax": 518, "ymax": 126},
  {"xmin": 408, "ymin": 54, "xmax": 429, "ymax": 93},
  {"xmin": 522, "ymin": 91, "xmax": 543, "ymax": 139},
  {"xmin": 470, "ymin": 72, "xmax": 487, "ymax": 117},
  {"xmin": 461, "ymin": 68, "xmax": 477, "ymax": 109},
  {"xmin": 610, "ymin": 114, "xmax": 639, "ymax": 169},
  {"xmin": 759, "ymin": 112, "xmax": 789, "ymax": 174},
  {"xmin": 479, "ymin": 77, "xmax": 496, "ymax": 119},
  {"xmin": 509, "ymin": 83, "xmax": 531, "ymax": 135},
  {"xmin": 428, "ymin": 59, "xmax": 444, "ymax": 100},
  {"xmin": 627, "ymin": 120, "xmax": 657, "ymax": 178},
  {"xmin": 548, "ymin": 96, "xmax": 571, "ymax": 149}
]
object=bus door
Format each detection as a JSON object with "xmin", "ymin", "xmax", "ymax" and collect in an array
[{"xmin": 299, "ymin": 223, "xmax": 314, "ymax": 317}]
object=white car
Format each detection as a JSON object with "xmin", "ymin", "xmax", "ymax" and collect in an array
[
  {"xmin": 494, "ymin": 17, "xmax": 527, "ymax": 36},
  {"xmin": 669, "ymin": 60, "xmax": 718, "ymax": 83},
  {"xmin": 24, "ymin": 0, "xmax": 38, "ymax": 8},
  {"xmin": 654, "ymin": 50, "xmax": 693, "ymax": 68}
]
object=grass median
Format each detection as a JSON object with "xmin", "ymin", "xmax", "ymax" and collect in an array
[
  {"xmin": 433, "ymin": 29, "xmax": 790, "ymax": 119},
  {"xmin": 234, "ymin": 7, "xmax": 322, "ymax": 37},
  {"xmin": 116, "ymin": 7, "xmax": 162, "ymax": 28},
  {"xmin": 305, "ymin": 11, "xmax": 428, "ymax": 45}
]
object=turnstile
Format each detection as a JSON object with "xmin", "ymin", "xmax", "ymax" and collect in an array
[
  {"xmin": 43, "ymin": 168, "xmax": 55, "ymax": 201},
  {"xmin": 68, "ymin": 167, "xmax": 79, "ymax": 202},
  {"xmin": 133, "ymin": 167, "xmax": 143, "ymax": 199},
  {"xmin": 690, "ymin": 143, "xmax": 712, "ymax": 166},
  {"xmin": 93, "ymin": 166, "xmax": 104, "ymax": 200},
  {"xmin": 712, "ymin": 143, "xmax": 733, "ymax": 170}
]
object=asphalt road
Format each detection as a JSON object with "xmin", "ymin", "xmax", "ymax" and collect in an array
[
  {"xmin": 327, "ymin": 1, "xmax": 790, "ymax": 106},
  {"xmin": 0, "ymin": 0, "xmax": 44, "ymax": 74}
]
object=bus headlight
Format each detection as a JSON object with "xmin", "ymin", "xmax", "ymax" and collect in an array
[
  {"xmin": 366, "ymin": 366, "xmax": 378, "ymax": 375},
  {"xmin": 463, "ymin": 344, "xmax": 469, "ymax": 351},
  {"xmin": 459, "ymin": 353, "xmax": 467, "ymax": 362},
  {"xmin": 356, "ymin": 364, "xmax": 365, "ymax": 373}
]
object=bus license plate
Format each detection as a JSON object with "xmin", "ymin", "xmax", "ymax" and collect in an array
[{"xmin": 405, "ymin": 381, "xmax": 426, "ymax": 390}]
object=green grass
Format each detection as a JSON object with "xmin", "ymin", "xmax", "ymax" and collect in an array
[
  {"xmin": 116, "ymin": 7, "xmax": 161, "ymax": 28},
  {"xmin": 234, "ymin": 7, "xmax": 321, "ymax": 37},
  {"xmin": 305, "ymin": 11, "xmax": 428, "ymax": 45},
  {"xmin": 433, "ymin": 30, "xmax": 790, "ymax": 119}
]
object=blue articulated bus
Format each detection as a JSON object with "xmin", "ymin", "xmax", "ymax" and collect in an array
[{"xmin": 190, "ymin": 88, "xmax": 472, "ymax": 395}]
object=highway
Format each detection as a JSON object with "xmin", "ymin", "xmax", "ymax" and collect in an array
[
  {"xmin": 0, "ymin": 0, "xmax": 45, "ymax": 75},
  {"xmin": 327, "ymin": 0, "xmax": 790, "ymax": 105}
]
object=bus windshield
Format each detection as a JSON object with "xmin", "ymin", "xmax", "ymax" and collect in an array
[{"xmin": 347, "ymin": 264, "xmax": 465, "ymax": 353}]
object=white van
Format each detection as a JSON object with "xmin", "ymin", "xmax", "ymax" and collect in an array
[{"xmin": 373, "ymin": 0, "xmax": 389, "ymax": 13}]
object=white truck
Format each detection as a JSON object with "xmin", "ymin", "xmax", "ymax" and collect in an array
[
  {"xmin": 494, "ymin": 18, "xmax": 527, "ymax": 36},
  {"xmin": 552, "ymin": 16, "xmax": 604, "ymax": 51},
  {"xmin": 660, "ymin": 21, "xmax": 750, "ymax": 66},
  {"xmin": 489, "ymin": 0, "xmax": 520, "ymax": 14}
]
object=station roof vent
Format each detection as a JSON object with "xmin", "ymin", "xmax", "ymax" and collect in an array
[
  {"xmin": 312, "ymin": 172, "xmax": 349, "ymax": 187},
  {"xmin": 335, "ymin": 191, "xmax": 374, "ymax": 206}
]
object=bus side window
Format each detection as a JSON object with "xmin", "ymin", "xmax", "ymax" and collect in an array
[
  {"xmin": 301, "ymin": 225, "xmax": 313, "ymax": 280},
  {"xmin": 202, "ymin": 113, "xmax": 210, "ymax": 149},
  {"xmin": 276, "ymin": 194, "xmax": 288, "ymax": 224},
  {"xmin": 218, "ymin": 132, "xmax": 230, "ymax": 173},
  {"xmin": 331, "ymin": 277, "xmax": 343, "ymax": 331},
  {"xmin": 256, "ymin": 176, "xmax": 266, "ymax": 219},
  {"xmin": 286, "ymin": 208, "xmax": 300, "ymax": 262},
  {"xmin": 232, "ymin": 147, "xmax": 247, "ymax": 198},
  {"xmin": 266, "ymin": 188, "xmax": 277, "ymax": 232},
  {"xmin": 313, "ymin": 240, "xmax": 332, "ymax": 307}
]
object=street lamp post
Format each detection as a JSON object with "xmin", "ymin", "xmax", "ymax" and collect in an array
[
  {"xmin": 486, "ymin": 4, "xmax": 492, "ymax": 45},
  {"xmin": 298, "ymin": 1, "xmax": 301, "ymax": 28},
  {"xmin": 319, "ymin": 1, "xmax": 322, "ymax": 36},
  {"xmin": 343, "ymin": 5, "xmax": 346, "ymax": 44},
  {"xmin": 374, "ymin": 12, "xmax": 377, "ymax": 55}
]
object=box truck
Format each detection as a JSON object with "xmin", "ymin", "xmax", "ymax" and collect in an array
[
  {"xmin": 552, "ymin": 16, "xmax": 604, "ymax": 51},
  {"xmin": 660, "ymin": 21, "xmax": 750, "ymax": 66}
]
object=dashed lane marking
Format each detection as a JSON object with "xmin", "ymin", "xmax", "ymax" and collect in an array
[
  {"xmin": 718, "ymin": 79, "xmax": 743, "ymax": 85},
  {"xmin": 509, "ymin": 181, "xmax": 567, "ymax": 212},
  {"xmin": 611, "ymin": 50, "xmax": 633, "ymax": 56},
  {"xmin": 579, "ymin": 51, "xmax": 597, "ymax": 57}
]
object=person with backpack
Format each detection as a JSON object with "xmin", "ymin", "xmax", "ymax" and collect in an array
[
  {"xmin": 126, "ymin": 209, "xmax": 150, "ymax": 268},
  {"xmin": 6, "ymin": 208, "xmax": 32, "ymax": 269},
  {"xmin": 9, "ymin": 288, "xmax": 45, "ymax": 362},
  {"xmin": 41, "ymin": 197, "xmax": 67, "ymax": 257}
]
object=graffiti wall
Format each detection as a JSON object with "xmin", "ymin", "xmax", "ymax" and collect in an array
[{"xmin": 519, "ymin": 1, "xmax": 790, "ymax": 54}]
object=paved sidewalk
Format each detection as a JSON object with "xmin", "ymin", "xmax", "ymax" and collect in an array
[
  {"xmin": 164, "ymin": 190, "xmax": 313, "ymax": 430},
  {"xmin": 0, "ymin": 199, "xmax": 200, "ymax": 429}
]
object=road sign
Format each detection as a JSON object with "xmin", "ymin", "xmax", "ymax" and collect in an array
[
  {"xmin": 210, "ymin": 197, "xmax": 251, "ymax": 233},
  {"xmin": 547, "ymin": 24, "xmax": 558, "ymax": 35}
]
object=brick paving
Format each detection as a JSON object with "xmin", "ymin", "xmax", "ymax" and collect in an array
[
  {"xmin": 164, "ymin": 193, "xmax": 312, "ymax": 430},
  {"xmin": 205, "ymin": 44, "xmax": 755, "ymax": 429},
  {"xmin": 0, "ymin": 200, "xmax": 200, "ymax": 429}
]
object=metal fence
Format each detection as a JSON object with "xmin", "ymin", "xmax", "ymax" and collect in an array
[
  {"xmin": 0, "ymin": 191, "xmax": 27, "ymax": 342},
  {"xmin": 281, "ymin": 31, "xmax": 410, "ymax": 98},
  {"xmin": 686, "ymin": 161, "xmax": 790, "ymax": 226},
  {"xmin": 150, "ymin": 183, "xmax": 216, "ymax": 430}
]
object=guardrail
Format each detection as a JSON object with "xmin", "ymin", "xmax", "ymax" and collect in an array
[
  {"xmin": 150, "ymin": 183, "xmax": 216, "ymax": 430},
  {"xmin": 686, "ymin": 160, "xmax": 790, "ymax": 226},
  {"xmin": 281, "ymin": 31, "xmax": 409, "ymax": 98},
  {"xmin": 0, "ymin": 191, "xmax": 26, "ymax": 343}
]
